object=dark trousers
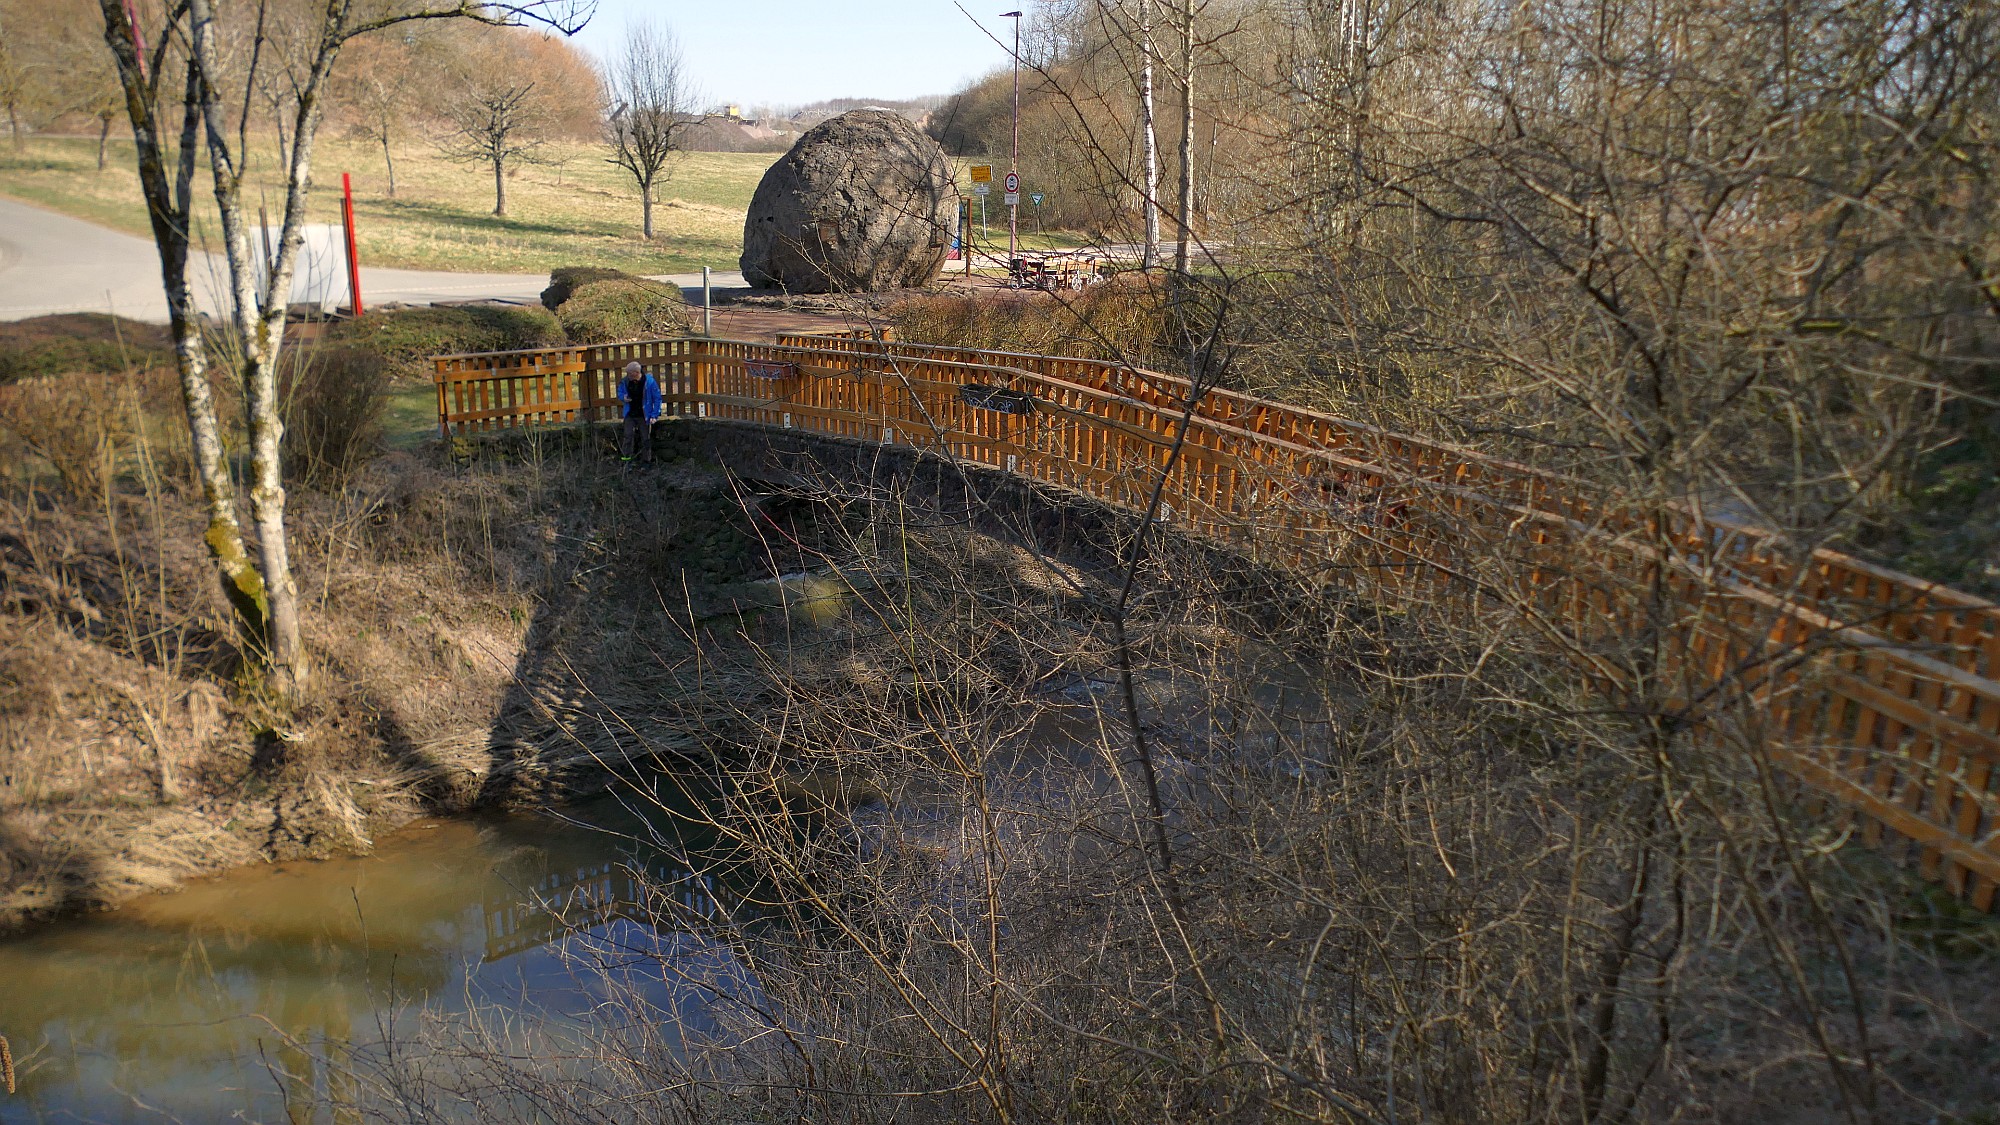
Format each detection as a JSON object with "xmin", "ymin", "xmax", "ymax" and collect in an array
[{"xmin": 621, "ymin": 413, "xmax": 653, "ymax": 462}]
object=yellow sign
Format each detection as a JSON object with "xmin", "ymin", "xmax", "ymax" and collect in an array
[{"xmin": 969, "ymin": 164, "xmax": 992, "ymax": 183}]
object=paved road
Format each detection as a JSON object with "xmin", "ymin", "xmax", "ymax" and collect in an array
[{"xmin": 0, "ymin": 194, "xmax": 745, "ymax": 322}]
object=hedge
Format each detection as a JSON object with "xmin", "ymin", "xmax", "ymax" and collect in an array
[
  {"xmin": 326, "ymin": 304, "xmax": 565, "ymax": 380},
  {"xmin": 555, "ymin": 279, "xmax": 693, "ymax": 345},
  {"xmin": 0, "ymin": 314, "xmax": 176, "ymax": 384}
]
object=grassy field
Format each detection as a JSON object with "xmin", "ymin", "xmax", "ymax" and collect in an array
[
  {"xmin": 0, "ymin": 136, "xmax": 777, "ymax": 275},
  {"xmin": 0, "ymin": 135, "xmax": 1094, "ymax": 277}
]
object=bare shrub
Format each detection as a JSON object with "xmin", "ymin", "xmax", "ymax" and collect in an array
[
  {"xmin": 309, "ymin": 464, "xmax": 1999, "ymax": 1125},
  {"xmin": 0, "ymin": 370, "xmax": 135, "ymax": 496},
  {"xmin": 281, "ymin": 345, "xmax": 388, "ymax": 491},
  {"xmin": 888, "ymin": 276, "xmax": 1174, "ymax": 366}
]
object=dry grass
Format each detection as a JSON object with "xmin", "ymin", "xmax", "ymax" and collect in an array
[
  {"xmin": 0, "ymin": 399, "xmax": 828, "ymax": 932},
  {"xmin": 0, "ymin": 135, "xmax": 777, "ymax": 275}
]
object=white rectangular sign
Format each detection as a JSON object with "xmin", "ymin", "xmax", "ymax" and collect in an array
[{"xmin": 253, "ymin": 224, "xmax": 350, "ymax": 309}]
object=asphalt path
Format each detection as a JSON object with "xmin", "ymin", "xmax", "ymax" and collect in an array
[{"xmin": 0, "ymin": 194, "xmax": 745, "ymax": 322}]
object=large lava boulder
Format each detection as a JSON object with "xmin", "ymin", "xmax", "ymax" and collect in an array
[{"xmin": 740, "ymin": 110, "xmax": 957, "ymax": 293}]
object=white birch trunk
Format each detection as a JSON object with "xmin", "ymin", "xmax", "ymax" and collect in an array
[
  {"xmin": 1174, "ymin": 0, "xmax": 1195, "ymax": 275},
  {"xmin": 1138, "ymin": 0, "xmax": 1161, "ymax": 269},
  {"xmin": 190, "ymin": 0, "xmax": 335, "ymax": 697}
]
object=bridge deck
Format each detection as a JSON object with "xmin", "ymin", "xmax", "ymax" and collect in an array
[{"xmin": 435, "ymin": 333, "xmax": 2000, "ymax": 912}]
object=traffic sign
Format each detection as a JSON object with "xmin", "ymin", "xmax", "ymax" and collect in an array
[
  {"xmin": 1030, "ymin": 192, "xmax": 1044, "ymax": 206},
  {"xmin": 969, "ymin": 164, "xmax": 992, "ymax": 183},
  {"xmin": 973, "ymin": 183, "xmax": 991, "ymax": 195},
  {"xmin": 1004, "ymin": 171, "xmax": 1019, "ymax": 193}
]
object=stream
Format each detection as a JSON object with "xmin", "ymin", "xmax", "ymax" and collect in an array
[{"xmin": 0, "ymin": 786, "xmax": 767, "ymax": 1123}]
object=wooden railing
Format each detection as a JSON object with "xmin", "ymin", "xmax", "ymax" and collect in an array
[{"xmin": 437, "ymin": 336, "xmax": 2000, "ymax": 911}]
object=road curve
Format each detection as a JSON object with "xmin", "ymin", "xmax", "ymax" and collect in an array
[{"xmin": 0, "ymin": 194, "xmax": 745, "ymax": 323}]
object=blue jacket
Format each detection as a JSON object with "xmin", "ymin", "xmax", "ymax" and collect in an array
[{"xmin": 616, "ymin": 372, "xmax": 662, "ymax": 421}]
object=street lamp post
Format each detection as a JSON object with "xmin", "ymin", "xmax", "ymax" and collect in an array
[{"xmin": 1002, "ymin": 10, "xmax": 1022, "ymax": 265}]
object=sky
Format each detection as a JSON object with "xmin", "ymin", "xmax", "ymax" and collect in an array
[{"xmin": 568, "ymin": 1, "xmax": 1022, "ymax": 110}]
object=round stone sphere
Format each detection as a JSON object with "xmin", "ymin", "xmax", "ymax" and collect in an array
[{"xmin": 740, "ymin": 110, "xmax": 958, "ymax": 293}]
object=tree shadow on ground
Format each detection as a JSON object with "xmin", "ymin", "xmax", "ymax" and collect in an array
[{"xmin": 372, "ymin": 197, "xmax": 615, "ymax": 241}]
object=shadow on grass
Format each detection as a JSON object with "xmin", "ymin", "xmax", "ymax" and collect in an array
[{"xmin": 369, "ymin": 196, "xmax": 619, "ymax": 240}]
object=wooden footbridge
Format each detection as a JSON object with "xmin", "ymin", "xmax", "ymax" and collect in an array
[{"xmin": 435, "ymin": 333, "xmax": 2000, "ymax": 912}]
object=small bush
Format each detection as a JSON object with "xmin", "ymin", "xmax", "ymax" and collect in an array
[
  {"xmin": 325, "ymin": 305, "xmax": 564, "ymax": 381},
  {"xmin": 281, "ymin": 345, "xmax": 388, "ymax": 490},
  {"xmin": 540, "ymin": 266, "xmax": 633, "ymax": 311},
  {"xmin": 555, "ymin": 279, "xmax": 692, "ymax": 345},
  {"xmin": 0, "ymin": 314, "xmax": 175, "ymax": 384},
  {"xmin": 0, "ymin": 370, "xmax": 141, "ymax": 495}
]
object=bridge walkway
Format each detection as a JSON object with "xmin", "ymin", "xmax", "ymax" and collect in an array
[{"xmin": 434, "ymin": 332, "xmax": 2000, "ymax": 912}]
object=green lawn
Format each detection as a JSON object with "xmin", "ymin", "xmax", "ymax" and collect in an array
[
  {"xmin": 383, "ymin": 385, "xmax": 440, "ymax": 449},
  {"xmin": 0, "ymin": 136, "xmax": 777, "ymax": 275}
]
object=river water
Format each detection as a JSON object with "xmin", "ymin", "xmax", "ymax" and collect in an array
[{"xmin": 0, "ymin": 789, "xmax": 767, "ymax": 1123}]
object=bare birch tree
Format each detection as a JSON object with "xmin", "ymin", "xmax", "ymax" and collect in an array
[
  {"xmin": 1134, "ymin": 0, "xmax": 1161, "ymax": 268},
  {"xmin": 604, "ymin": 21, "xmax": 696, "ymax": 240},
  {"xmin": 95, "ymin": 0, "xmax": 592, "ymax": 696},
  {"xmin": 1170, "ymin": 0, "xmax": 1195, "ymax": 273}
]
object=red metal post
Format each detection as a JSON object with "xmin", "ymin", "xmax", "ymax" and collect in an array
[
  {"xmin": 340, "ymin": 172, "xmax": 364, "ymax": 317},
  {"xmin": 122, "ymin": 0, "xmax": 148, "ymax": 78}
]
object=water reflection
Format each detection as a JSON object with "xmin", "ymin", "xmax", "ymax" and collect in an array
[{"xmin": 0, "ymin": 791, "xmax": 759, "ymax": 1123}]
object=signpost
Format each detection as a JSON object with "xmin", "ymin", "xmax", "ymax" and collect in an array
[
  {"xmin": 958, "ymin": 199, "xmax": 972, "ymax": 279},
  {"xmin": 970, "ymin": 163, "xmax": 992, "ymax": 239}
]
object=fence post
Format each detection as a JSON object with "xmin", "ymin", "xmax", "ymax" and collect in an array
[
  {"xmin": 434, "ymin": 357, "xmax": 449, "ymax": 439},
  {"xmin": 694, "ymin": 335, "xmax": 710, "ymax": 418}
]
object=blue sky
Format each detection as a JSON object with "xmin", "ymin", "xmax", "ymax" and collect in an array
[{"xmin": 569, "ymin": 1, "xmax": 1020, "ymax": 109}]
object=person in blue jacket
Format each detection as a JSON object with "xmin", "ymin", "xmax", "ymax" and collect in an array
[{"xmin": 616, "ymin": 360, "xmax": 662, "ymax": 464}]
